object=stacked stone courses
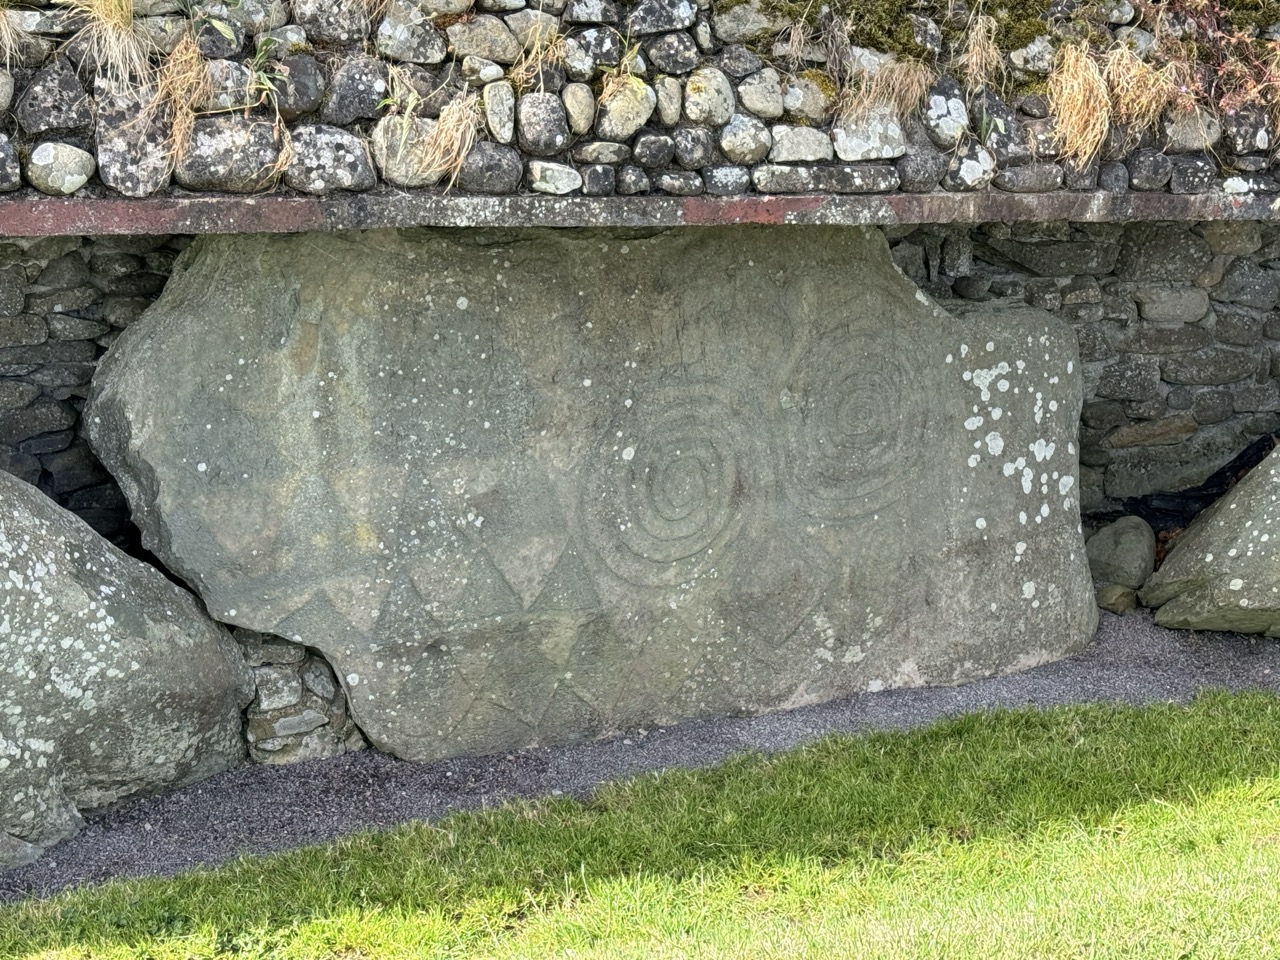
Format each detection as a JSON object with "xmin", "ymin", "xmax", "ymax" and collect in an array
[
  {"xmin": 887, "ymin": 220, "xmax": 1280, "ymax": 516},
  {"xmin": 0, "ymin": 233, "xmax": 185, "ymax": 545},
  {"xmin": 0, "ymin": 0, "xmax": 1274, "ymax": 198}
]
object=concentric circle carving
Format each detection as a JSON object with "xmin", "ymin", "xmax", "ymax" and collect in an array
[
  {"xmin": 782, "ymin": 330, "xmax": 930, "ymax": 521},
  {"xmin": 582, "ymin": 385, "xmax": 762, "ymax": 588}
]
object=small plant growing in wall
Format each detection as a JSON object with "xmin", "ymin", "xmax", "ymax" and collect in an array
[
  {"xmin": 59, "ymin": 0, "xmax": 156, "ymax": 84},
  {"xmin": 380, "ymin": 67, "xmax": 481, "ymax": 189}
]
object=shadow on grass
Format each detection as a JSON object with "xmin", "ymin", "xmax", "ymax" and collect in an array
[{"xmin": 4, "ymin": 690, "xmax": 1280, "ymax": 955}]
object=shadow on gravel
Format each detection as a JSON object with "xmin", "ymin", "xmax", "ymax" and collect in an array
[{"xmin": 3, "ymin": 610, "xmax": 1280, "ymax": 912}]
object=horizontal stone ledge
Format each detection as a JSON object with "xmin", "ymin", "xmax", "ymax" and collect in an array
[{"xmin": 2, "ymin": 190, "xmax": 1280, "ymax": 237}]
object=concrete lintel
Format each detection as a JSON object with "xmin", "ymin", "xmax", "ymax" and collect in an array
[{"xmin": 0, "ymin": 190, "xmax": 1278, "ymax": 236}]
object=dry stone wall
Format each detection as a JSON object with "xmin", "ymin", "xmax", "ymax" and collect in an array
[
  {"xmin": 0, "ymin": 234, "xmax": 185, "ymax": 547},
  {"xmin": 883, "ymin": 220, "xmax": 1280, "ymax": 515},
  {"xmin": 0, "ymin": 0, "xmax": 1272, "ymax": 199}
]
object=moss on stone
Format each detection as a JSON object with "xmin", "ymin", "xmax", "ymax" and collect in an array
[
  {"xmin": 842, "ymin": 0, "xmax": 931, "ymax": 58},
  {"xmin": 990, "ymin": 0, "xmax": 1055, "ymax": 51},
  {"xmin": 798, "ymin": 67, "xmax": 839, "ymax": 100},
  {"xmin": 1225, "ymin": 0, "xmax": 1280, "ymax": 33}
]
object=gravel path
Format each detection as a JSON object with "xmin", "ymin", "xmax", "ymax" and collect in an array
[{"xmin": 4, "ymin": 608, "xmax": 1279, "ymax": 904}]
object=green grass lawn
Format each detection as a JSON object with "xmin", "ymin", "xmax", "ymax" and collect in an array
[{"xmin": 5, "ymin": 691, "xmax": 1280, "ymax": 959}]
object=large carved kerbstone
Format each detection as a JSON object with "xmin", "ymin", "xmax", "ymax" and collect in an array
[
  {"xmin": 88, "ymin": 227, "xmax": 1097, "ymax": 761},
  {"xmin": 0, "ymin": 472, "xmax": 252, "ymax": 869}
]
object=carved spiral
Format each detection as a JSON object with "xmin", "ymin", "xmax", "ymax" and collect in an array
[
  {"xmin": 782, "ymin": 331, "xmax": 929, "ymax": 521},
  {"xmin": 582, "ymin": 385, "xmax": 761, "ymax": 588}
]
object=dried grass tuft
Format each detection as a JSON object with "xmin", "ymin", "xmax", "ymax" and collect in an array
[
  {"xmin": 0, "ymin": 2, "xmax": 28, "ymax": 69},
  {"xmin": 508, "ymin": 16, "xmax": 565, "ymax": 94},
  {"xmin": 58, "ymin": 0, "xmax": 155, "ymax": 85},
  {"xmin": 955, "ymin": 13, "xmax": 1005, "ymax": 92},
  {"xmin": 1102, "ymin": 43, "xmax": 1177, "ymax": 135},
  {"xmin": 358, "ymin": 0, "xmax": 395, "ymax": 25},
  {"xmin": 149, "ymin": 30, "xmax": 210, "ymax": 164},
  {"xmin": 837, "ymin": 57, "xmax": 935, "ymax": 123},
  {"xmin": 1048, "ymin": 41, "xmax": 1111, "ymax": 163},
  {"xmin": 413, "ymin": 90, "xmax": 481, "ymax": 189}
]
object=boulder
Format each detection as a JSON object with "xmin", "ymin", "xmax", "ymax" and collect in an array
[
  {"xmin": 174, "ymin": 116, "xmax": 285, "ymax": 192},
  {"xmin": 88, "ymin": 227, "xmax": 1097, "ymax": 763},
  {"xmin": 94, "ymin": 79, "xmax": 171, "ymax": 198},
  {"xmin": 1140, "ymin": 447, "xmax": 1280, "ymax": 632},
  {"xmin": 0, "ymin": 471, "xmax": 252, "ymax": 869},
  {"xmin": 1086, "ymin": 516, "xmax": 1155, "ymax": 589}
]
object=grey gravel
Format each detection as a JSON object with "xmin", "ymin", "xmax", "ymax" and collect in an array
[{"xmin": 4, "ymin": 609, "xmax": 1279, "ymax": 903}]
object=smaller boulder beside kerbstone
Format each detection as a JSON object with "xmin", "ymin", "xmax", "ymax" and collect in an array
[
  {"xmin": 1087, "ymin": 515, "xmax": 1157, "ymax": 589},
  {"xmin": 1140, "ymin": 447, "xmax": 1280, "ymax": 633},
  {"xmin": 0, "ymin": 471, "xmax": 254, "ymax": 869},
  {"xmin": 1087, "ymin": 515, "xmax": 1156, "ymax": 614}
]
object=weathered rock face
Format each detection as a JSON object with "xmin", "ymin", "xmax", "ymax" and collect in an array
[
  {"xmin": 1140, "ymin": 447, "xmax": 1280, "ymax": 633},
  {"xmin": 0, "ymin": 471, "xmax": 253, "ymax": 869},
  {"xmin": 88, "ymin": 227, "xmax": 1096, "ymax": 762}
]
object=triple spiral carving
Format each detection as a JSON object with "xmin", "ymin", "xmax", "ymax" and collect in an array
[{"xmin": 581, "ymin": 332, "xmax": 930, "ymax": 589}]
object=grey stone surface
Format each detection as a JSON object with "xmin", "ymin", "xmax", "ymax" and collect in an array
[
  {"xmin": 1163, "ymin": 106, "xmax": 1221, "ymax": 153},
  {"xmin": 94, "ymin": 80, "xmax": 171, "ymax": 199},
  {"xmin": 719, "ymin": 113, "xmax": 770, "ymax": 164},
  {"xmin": 1213, "ymin": 259, "xmax": 1280, "ymax": 310},
  {"xmin": 0, "ymin": 470, "xmax": 252, "ymax": 869},
  {"xmin": 321, "ymin": 57, "xmax": 389, "ymax": 126},
  {"xmin": 1116, "ymin": 224, "xmax": 1212, "ymax": 282},
  {"xmin": 1169, "ymin": 155, "xmax": 1216, "ymax": 194},
  {"xmin": 1133, "ymin": 285, "xmax": 1209, "ymax": 324},
  {"xmin": 376, "ymin": 0, "xmax": 449, "ymax": 63},
  {"xmin": 446, "ymin": 16, "xmax": 522, "ymax": 63},
  {"xmin": 923, "ymin": 78, "xmax": 969, "ymax": 148},
  {"xmin": 993, "ymin": 163, "xmax": 1063, "ymax": 193},
  {"xmin": 683, "ymin": 67, "xmax": 734, "ymax": 125},
  {"xmin": 526, "ymin": 159, "xmax": 581, "ymax": 193},
  {"xmin": 625, "ymin": 0, "xmax": 697, "ymax": 35},
  {"xmin": 831, "ymin": 105, "xmax": 906, "ymax": 162},
  {"xmin": 484, "ymin": 80, "xmax": 516, "ymax": 143},
  {"xmin": 736, "ymin": 67, "xmax": 782, "ymax": 118},
  {"xmin": 1086, "ymin": 515, "xmax": 1155, "ymax": 589},
  {"xmin": 15, "ymin": 58, "xmax": 92, "ymax": 136},
  {"xmin": 1126, "ymin": 149, "xmax": 1172, "ymax": 191},
  {"xmin": 812, "ymin": 164, "xmax": 899, "ymax": 194},
  {"xmin": 284, "ymin": 124, "xmax": 377, "ymax": 195},
  {"xmin": 88, "ymin": 227, "xmax": 1096, "ymax": 763},
  {"xmin": 562, "ymin": 83, "xmax": 595, "ymax": 135},
  {"xmin": 673, "ymin": 126, "xmax": 713, "ymax": 169},
  {"xmin": 174, "ymin": 116, "xmax": 284, "ymax": 193},
  {"xmin": 1141, "ymin": 448, "xmax": 1280, "ymax": 632},
  {"xmin": 989, "ymin": 238, "xmax": 1120, "ymax": 277},
  {"xmin": 24, "ymin": 143, "xmax": 95, "ymax": 196},
  {"xmin": 595, "ymin": 81, "xmax": 656, "ymax": 142},
  {"xmin": 768, "ymin": 125, "xmax": 831, "ymax": 163},
  {"xmin": 518, "ymin": 92, "xmax": 571, "ymax": 156},
  {"xmin": 291, "ymin": 0, "xmax": 367, "ymax": 43},
  {"xmin": 458, "ymin": 142, "xmax": 523, "ymax": 194}
]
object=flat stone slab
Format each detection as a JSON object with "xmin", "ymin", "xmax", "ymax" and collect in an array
[
  {"xmin": 2, "ymin": 190, "xmax": 1280, "ymax": 236},
  {"xmin": 88, "ymin": 226, "xmax": 1097, "ymax": 761}
]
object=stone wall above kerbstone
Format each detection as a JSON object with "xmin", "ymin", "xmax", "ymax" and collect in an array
[
  {"xmin": 882, "ymin": 220, "xmax": 1280, "ymax": 514},
  {"xmin": 0, "ymin": 0, "xmax": 1272, "ymax": 203},
  {"xmin": 0, "ymin": 234, "xmax": 187, "ymax": 548},
  {"xmin": 86, "ymin": 225, "xmax": 1097, "ymax": 761}
]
